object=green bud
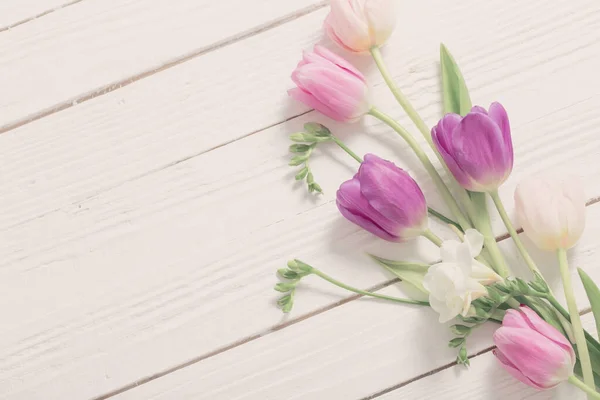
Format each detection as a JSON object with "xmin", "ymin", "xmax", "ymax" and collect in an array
[
  {"xmin": 485, "ymin": 286, "xmax": 502, "ymax": 303},
  {"xmin": 304, "ymin": 122, "xmax": 331, "ymax": 137},
  {"xmin": 515, "ymin": 278, "xmax": 530, "ymax": 294},
  {"xmin": 274, "ymin": 282, "xmax": 296, "ymax": 292},
  {"xmin": 282, "ymin": 298, "xmax": 294, "ymax": 313},
  {"xmin": 306, "ymin": 172, "xmax": 315, "ymax": 184},
  {"xmin": 287, "ymin": 260, "xmax": 299, "ymax": 270},
  {"xmin": 289, "ymin": 154, "xmax": 309, "ymax": 166},
  {"xmin": 457, "ymin": 346, "xmax": 469, "ymax": 366},
  {"xmin": 530, "ymin": 272, "xmax": 550, "ymax": 294},
  {"xmin": 448, "ymin": 338, "xmax": 465, "ymax": 348},
  {"xmin": 461, "ymin": 316, "xmax": 486, "ymax": 324},
  {"xmin": 290, "ymin": 132, "xmax": 317, "ymax": 142},
  {"xmin": 289, "ymin": 144, "xmax": 311, "ymax": 153},
  {"xmin": 309, "ymin": 183, "xmax": 323, "ymax": 194},
  {"xmin": 277, "ymin": 294, "xmax": 292, "ymax": 307},
  {"xmin": 293, "ymin": 259, "xmax": 314, "ymax": 273},
  {"xmin": 295, "ymin": 167, "xmax": 309, "ymax": 181},
  {"xmin": 278, "ymin": 268, "xmax": 299, "ymax": 280},
  {"xmin": 494, "ymin": 282, "xmax": 511, "ymax": 294},
  {"xmin": 450, "ymin": 325, "xmax": 471, "ymax": 336}
]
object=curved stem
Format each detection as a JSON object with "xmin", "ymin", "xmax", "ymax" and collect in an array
[
  {"xmin": 331, "ymin": 136, "xmax": 363, "ymax": 164},
  {"xmin": 559, "ymin": 249, "xmax": 595, "ymax": 390},
  {"xmin": 311, "ymin": 268, "xmax": 429, "ymax": 306},
  {"xmin": 422, "ymin": 229, "xmax": 443, "ymax": 247},
  {"xmin": 428, "ymin": 207, "xmax": 462, "ymax": 232},
  {"xmin": 569, "ymin": 376, "xmax": 600, "ymax": 399},
  {"xmin": 370, "ymin": 47, "xmax": 432, "ymax": 145},
  {"xmin": 368, "ymin": 107, "xmax": 471, "ymax": 231},
  {"xmin": 369, "ymin": 46, "xmax": 476, "ymax": 227},
  {"xmin": 490, "ymin": 191, "xmax": 541, "ymax": 276}
]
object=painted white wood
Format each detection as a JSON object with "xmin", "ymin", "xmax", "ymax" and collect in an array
[
  {"xmin": 379, "ymin": 315, "xmax": 597, "ymax": 400},
  {"xmin": 0, "ymin": 0, "xmax": 599, "ymax": 398},
  {"xmin": 109, "ymin": 214, "xmax": 600, "ymax": 400},
  {"xmin": 0, "ymin": 0, "xmax": 77, "ymax": 31},
  {"xmin": 0, "ymin": 0, "xmax": 322, "ymax": 130}
]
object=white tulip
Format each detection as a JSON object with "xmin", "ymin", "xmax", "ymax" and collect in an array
[
  {"xmin": 515, "ymin": 175, "xmax": 586, "ymax": 251},
  {"xmin": 423, "ymin": 229, "xmax": 503, "ymax": 323}
]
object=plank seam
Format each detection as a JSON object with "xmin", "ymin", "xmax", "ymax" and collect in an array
[
  {"xmin": 0, "ymin": 0, "xmax": 86, "ymax": 33},
  {"xmin": 96, "ymin": 198, "xmax": 600, "ymax": 399},
  {"xmin": 0, "ymin": 2, "xmax": 327, "ymax": 135}
]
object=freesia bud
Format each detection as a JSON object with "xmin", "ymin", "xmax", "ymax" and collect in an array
[
  {"xmin": 288, "ymin": 45, "xmax": 370, "ymax": 122},
  {"xmin": 324, "ymin": 0, "xmax": 397, "ymax": 53},
  {"xmin": 432, "ymin": 103, "xmax": 513, "ymax": 192},
  {"xmin": 514, "ymin": 175, "xmax": 586, "ymax": 252},
  {"xmin": 423, "ymin": 229, "xmax": 502, "ymax": 323},
  {"xmin": 336, "ymin": 154, "xmax": 427, "ymax": 242},
  {"xmin": 493, "ymin": 307, "xmax": 575, "ymax": 390}
]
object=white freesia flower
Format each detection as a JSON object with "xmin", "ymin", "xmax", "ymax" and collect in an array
[{"xmin": 423, "ymin": 229, "xmax": 503, "ymax": 323}]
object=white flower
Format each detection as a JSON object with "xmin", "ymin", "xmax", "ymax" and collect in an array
[{"xmin": 423, "ymin": 229, "xmax": 503, "ymax": 323}]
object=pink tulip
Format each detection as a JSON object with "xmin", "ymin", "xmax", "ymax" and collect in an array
[
  {"xmin": 493, "ymin": 307, "xmax": 575, "ymax": 390},
  {"xmin": 289, "ymin": 45, "xmax": 370, "ymax": 122},
  {"xmin": 324, "ymin": 0, "xmax": 397, "ymax": 53}
]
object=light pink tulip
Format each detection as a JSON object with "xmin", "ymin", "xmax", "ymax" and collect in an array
[
  {"xmin": 493, "ymin": 307, "xmax": 575, "ymax": 390},
  {"xmin": 289, "ymin": 45, "xmax": 370, "ymax": 122},
  {"xmin": 324, "ymin": 0, "xmax": 397, "ymax": 53}
]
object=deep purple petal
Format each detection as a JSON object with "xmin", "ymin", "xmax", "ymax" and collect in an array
[
  {"xmin": 452, "ymin": 112, "xmax": 511, "ymax": 191},
  {"xmin": 432, "ymin": 115, "xmax": 472, "ymax": 188},
  {"xmin": 336, "ymin": 178, "xmax": 399, "ymax": 236},
  {"xmin": 336, "ymin": 201, "xmax": 398, "ymax": 241},
  {"xmin": 488, "ymin": 102, "xmax": 513, "ymax": 170}
]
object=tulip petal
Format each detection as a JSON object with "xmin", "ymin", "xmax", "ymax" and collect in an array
[
  {"xmin": 432, "ymin": 114, "xmax": 472, "ymax": 188},
  {"xmin": 519, "ymin": 307, "xmax": 576, "ymax": 361},
  {"xmin": 328, "ymin": 0, "xmax": 371, "ymax": 52},
  {"xmin": 493, "ymin": 348, "xmax": 546, "ymax": 390},
  {"xmin": 363, "ymin": 0, "xmax": 396, "ymax": 46},
  {"xmin": 288, "ymin": 87, "xmax": 340, "ymax": 121},
  {"xmin": 337, "ymin": 201, "xmax": 398, "ymax": 241},
  {"xmin": 313, "ymin": 45, "xmax": 366, "ymax": 82},
  {"xmin": 452, "ymin": 112, "xmax": 510, "ymax": 191},
  {"xmin": 488, "ymin": 102, "xmax": 513, "ymax": 168}
]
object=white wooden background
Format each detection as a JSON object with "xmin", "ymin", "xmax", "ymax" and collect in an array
[{"xmin": 1, "ymin": 0, "xmax": 599, "ymax": 399}]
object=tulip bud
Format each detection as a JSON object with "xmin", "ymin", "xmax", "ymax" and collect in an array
[
  {"xmin": 432, "ymin": 103, "xmax": 513, "ymax": 192},
  {"xmin": 324, "ymin": 0, "xmax": 397, "ymax": 53},
  {"xmin": 288, "ymin": 45, "xmax": 370, "ymax": 122},
  {"xmin": 514, "ymin": 175, "xmax": 586, "ymax": 251},
  {"xmin": 493, "ymin": 307, "xmax": 575, "ymax": 390},
  {"xmin": 336, "ymin": 154, "xmax": 427, "ymax": 242}
]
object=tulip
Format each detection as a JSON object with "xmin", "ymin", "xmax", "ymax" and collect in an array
[
  {"xmin": 514, "ymin": 175, "xmax": 586, "ymax": 251},
  {"xmin": 324, "ymin": 0, "xmax": 397, "ymax": 53},
  {"xmin": 423, "ymin": 229, "xmax": 502, "ymax": 323},
  {"xmin": 432, "ymin": 102, "xmax": 513, "ymax": 192},
  {"xmin": 493, "ymin": 307, "xmax": 575, "ymax": 390},
  {"xmin": 288, "ymin": 45, "xmax": 370, "ymax": 122},
  {"xmin": 336, "ymin": 154, "xmax": 427, "ymax": 242}
]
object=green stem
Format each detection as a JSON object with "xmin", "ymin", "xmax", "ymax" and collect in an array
[
  {"xmin": 469, "ymin": 192, "xmax": 510, "ymax": 277},
  {"xmin": 428, "ymin": 207, "xmax": 463, "ymax": 232},
  {"xmin": 559, "ymin": 249, "xmax": 595, "ymax": 390},
  {"xmin": 569, "ymin": 376, "xmax": 600, "ymax": 399},
  {"xmin": 311, "ymin": 268, "xmax": 429, "ymax": 306},
  {"xmin": 490, "ymin": 191, "xmax": 542, "ymax": 277},
  {"xmin": 368, "ymin": 107, "xmax": 471, "ymax": 231},
  {"xmin": 422, "ymin": 229, "xmax": 443, "ymax": 247},
  {"xmin": 330, "ymin": 136, "xmax": 363, "ymax": 164},
  {"xmin": 370, "ymin": 46, "xmax": 477, "ymax": 228},
  {"xmin": 370, "ymin": 47, "xmax": 432, "ymax": 145}
]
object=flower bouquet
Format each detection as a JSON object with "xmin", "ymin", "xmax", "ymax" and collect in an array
[{"xmin": 274, "ymin": 0, "xmax": 600, "ymax": 398}]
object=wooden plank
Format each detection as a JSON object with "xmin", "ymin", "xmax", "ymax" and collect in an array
[
  {"xmin": 0, "ymin": 0, "xmax": 599, "ymax": 398},
  {"xmin": 378, "ymin": 315, "xmax": 596, "ymax": 400},
  {"xmin": 109, "ymin": 211, "xmax": 600, "ymax": 400},
  {"xmin": 0, "ymin": 0, "xmax": 323, "ymax": 130},
  {"xmin": 0, "ymin": 0, "xmax": 78, "ymax": 31}
]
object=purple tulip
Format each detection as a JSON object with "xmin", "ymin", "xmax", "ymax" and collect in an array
[
  {"xmin": 432, "ymin": 102, "xmax": 513, "ymax": 192},
  {"xmin": 336, "ymin": 154, "xmax": 428, "ymax": 242}
]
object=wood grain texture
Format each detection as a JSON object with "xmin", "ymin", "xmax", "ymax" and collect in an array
[
  {"xmin": 0, "ymin": 0, "xmax": 323, "ymax": 130},
  {"xmin": 0, "ymin": 0, "xmax": 599, "ymax": 398},
  {"xmin": 109, "ymin": 214, "xmax": 600, "ymax": 400}
]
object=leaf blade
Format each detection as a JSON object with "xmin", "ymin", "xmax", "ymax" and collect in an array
[
  {"xmin": 578, "ymin": 268, "xmax": 600, "ymax": 338},
  {"xmin": 440, "ymin": 43, "xmax": 472, "ymax": 116}
]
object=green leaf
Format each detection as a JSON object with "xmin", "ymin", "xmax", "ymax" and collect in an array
[
  {"xmin": 289, "ymin": 144, "xmax": 311, "ymax": 153},
  {"xmin": 440, "ymin": 44, "xmax": 472, "ymax": 116},
  {"xmin": 579, "ymin": 268, "xmax": 600, "ymax": 338},
  {"xmin": 368, "ymin": 255, "xmax": 429, "ymax": 295},
  {"xmin": 449, "ymin": 338, "xmax": 465, "ymax": 348},
  {"xmin": 295, "ymin": 167, "xmax": 309, "ymax": 181}
]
